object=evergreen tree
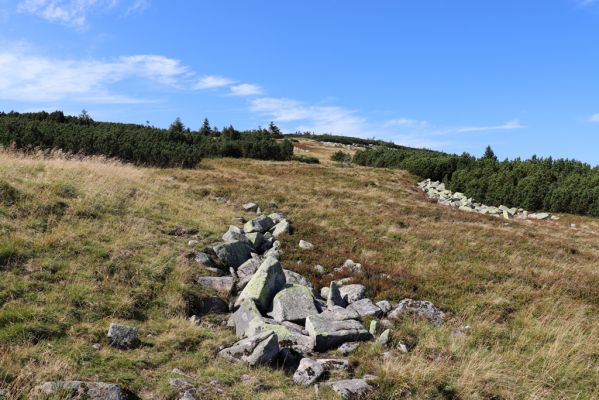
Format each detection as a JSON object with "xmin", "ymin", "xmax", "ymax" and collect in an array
[
  {"xmin": 169, "ymin": 117, "xmax": 185, "ymax": 133},
  {"xmin": 200, "ymin": 118, "xmax": 211, "ymax": 136},
  {"xmin": 482, "ymin": 145, "xmax": 498, "ymax": 161}
]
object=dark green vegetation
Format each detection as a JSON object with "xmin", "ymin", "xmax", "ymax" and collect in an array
[
  {"xmin": 330, "ymin": 150, "xmax": 352, "ymax": 162},
  {"xmin": 0, "ymin": 111, "xmax": 294, "ymax": 168},
  {"xmin": 353, "ymin": 145, "xmax": 599, "ymax": 216}
]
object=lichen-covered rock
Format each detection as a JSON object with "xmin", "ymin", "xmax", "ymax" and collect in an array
[
  {"xmin": 235, "ymin": 256, "xmax": 262, "ymax": 291},
  {"xmin": 271, "ymin": 284, "xmax": 318, "ymax": 323},
  {"xmin": 305, "ymin": 315, "xmax": 371, "ymax": 352},
  {"xmin": 284, "ymin": 269, "xmax": 314, "ymax": 290},
  {"xmin": 107, "ymin": 323, "xmax": 138, "ymax": 349},
  {"xmin": 318, "ymin": 305, "xmax": 360, "ymax": 321},
  {"xmin": 337, "ymin": 341, "xmax": 360, "ymax": 355},
  {"xmin": 325, "ymin": 379, "xmax": 372, "ymax": 399},
  {"xmin": 268, "ymin": 212, "xmax": 287, "ymax": 223},
  {"xmin": 30, "ymin": 381, "xmax": 124, "ymax": 400},
  {"xmin": 293, "ymin": 358, "xmax": 325, "ymax": 386},
  {"xmin": 222, "ymin": 225, "xmax": 250, "ymax": 244},
  {"xmin": 235, "ymin": 256, "xmax": 286, "ymax": 312},
  {"xmin": 218, "ymin": 331, "xmax": 279, "ymax": 366},
  {"xmin": 272, "ymin": 219, "xmax": 291, "ymax": 237},
  {"xmin": 339, "ymin": 284, "xmax": 366, "ymax": 304},
  {"xmin": 348, "ymin": 298, "xmax": 382, "ymax": 318},
  {"xmin": 316, "ymin": 358, "xmax": 350, "ymax": 371},
  {"xmin": 244, "ymin": 215, "xmax": 275, "ymax": 233},
  {"xmin": 213, "ymin": 240, "xmax": 253, "ymax": 269},
  {"xmin": 196, "ymin": 276, "xmax": 234, "ymax": 295},
  {"xmin": 375, "ymin": 300, "xmax": 393, "ymax": 315},
  {"xmin": 389, "ymin": 299, "xmax": 446, "ymax": 325}
]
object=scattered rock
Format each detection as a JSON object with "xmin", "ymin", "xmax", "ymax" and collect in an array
[
  {"xmin": 327, "ymin": 281, "xmax": 347, "ymax": 309},
  {"xmin": 219, "ymin": 331, "xmax": 280, "ymax": 366},
  {"xmin": 316, "ymin": 358, "xmax": 351, "ymax": 371},
  {"xmin": 319, "ymin": 305, "xmax": 360, "ymax": 321},
  {"xmin": 369, "ymin": 320, "xmax": 379, "ymax": 335},
  {"xmin": 272, "ymin": 219, "xmax": 291, "ymax": 237},
  {"xmin": 378, "ymin": 329, "xmax": 391, "ymax": 346},
  {"xmin": 335, "ymin": 259, "xmax": 363, "ymax": 274},
  {"xmin": 242, "ymin": 202, "xmax": 258, "ymax": 212},
  {"xmin": 268, "ymin": 212, "xmax": 287, "ymax": 223},
  {"xmin": 196, "ymin": 276, "xmax": 234, "ymax": 295},
  {"xmin": 314, "ymin": 264, "xmax": 325, "ymax": 275},
  {"xmin": 325, "ymin": 378, "xmax": 372, "ymax": 399},
  {"xmin": 91, "ymin": 343, "xmax": 101, "ymax": 351},
  {"xmin": 246, "ymin": 232, "xmax": 264, "ymax": 249},
  {"xmin": 389, "ymin": 299, "xmax": 445, "ymax": 325},
  {"xmin": 337, "ymin": 341, "xmax": 360, "ymax": 355},
  {"xmin": 188, "ymin": 240, "xmax": 199, "ymax": 247},
  {"xmin": 169, "ymin": 377, "xmax": 193, "ymax": 391},
  {"xmin": 348, "ymin": 298, "xmax": 382, "ymax": 319},
  {"xmin": 213, "ymin": 240, "xmax": 253, "ymax": 269},
  {"xmin": 397, "ymin": 342, "xmax": 409, "ymax": 353},
  {"xmin": 235, "ymin": 256, "xmax": 286, "ymax": 312},
  {"xmin": 168, "ymin": 227, "xmax": 199, "ymax": 236},
  {"xmin": 306, "ymin": 315, "xmax": 371, "ymax": 352},
  {"xmin": 107, "ymin": 323, "xmax": 138, "ymax": 349},
  {"xmin": 293, "ymin": 358, "xmax": 325, "ymax": 386},
  {"xmin": 376, "ymin": 300, "xmax": 392, "ymax": 315},
  {"xmin": 299, "ymin": 240, "xmax": 314, "ymax": 250},
  {"xmin": 30, "ymin": 381, "xmax": 124, "ymax": 400},
  {"xmin": 271, "ymin": 284, "xmax": 319, "ymax": 323},
  {"xmin": 244, "ymin": 215, "xmax": 275, "ymax": 233},
  {"xmin": 284, "ymin": 269, "xmax": 314, "ymax": 290},
  {"xmin": 339, "ymin": 284, "xmax": 366, "ymax": 304},
  {"xmin": 222, "ymin": 225, "xmax": 250, "ymax": 244}
]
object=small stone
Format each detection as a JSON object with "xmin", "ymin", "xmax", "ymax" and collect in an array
[
  {"xmin": 92, "ymin": 343, "xmax": 101, "ymax": 350},
  {"xmin": 316, "ymin": 358, "xmax": 350, "ymax": 371},
  {"xmin": 272, "ymin": 219, "xmax": 291, "ymax": 238},
  {"xmin": 325, "ymin": 379, "xmax": 372, "ymax": 399},
  {"xmin": 327, "ymin": 281, "xmax": 346, "ymax": 309},
  {"xmin": 314, "ymin": 264, "xmax": 325, "ymax": 275},
  {"xmin": 369, "ymin": 320, "xmax": 379, "ymax": 335},
  {"xmin": 397, "ymin": 342, "xmax": 409, "ymax": 353},
  {"xmin": 299, "ymin": 240, "xmax": 314, "ymax": 250},
  {"xmin": 389, "ymin": 299, "xmax": 445, "ymax": 325},
  {"xmin": 348, "ymin": 298, "xmax": 382, "ymax": 318},
  {"xmin": 242, "ymin": 202, "xmax": 258, "ymax": 212},
  {"xmin": 337, "ymin": 341, "xmax": 360, "ymax": 355},
  {"xmin": 187, "ymin": 240, "xmax": 199, "ymax": 247},
  {"xmin": 339, "ymin": 284, "xmax": 366, "ymax": 304},
  {"xmin": 376, "ymin": 300, "xmax": 392, "ymax": 314},
  {"xmin": 293, "ymin": 358, "xmax": 325, "ymax": 386},
  {"xmin": 30, "ymin": 381, "xmax": 124, "ymax": 400},
  {"xmin": 378, "ymin": 329, "xmax": 391, "ymax": 346},
  {"xmin": 107, "ymin": 323, "xmax": 138, "ymax": 349}
]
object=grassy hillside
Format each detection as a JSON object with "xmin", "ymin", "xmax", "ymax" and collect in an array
[{"xmin": 1, "ymin": 142, "xmax": 598, "ymax": 399}]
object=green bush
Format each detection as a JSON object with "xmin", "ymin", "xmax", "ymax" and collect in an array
[
  {"xmin": 331, "ymin": 150, "xmax": 352, "ymax": 162},
  {"xmin": 292, "ymin": 155, "xmax": 320, "ymax": 164}
]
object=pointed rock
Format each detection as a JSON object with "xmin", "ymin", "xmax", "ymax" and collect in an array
[{"xmin": 235, "ymin": 256, "xmax": 286, "ymax": 312}]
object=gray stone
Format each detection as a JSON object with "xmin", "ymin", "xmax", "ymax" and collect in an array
[
  {"xmin": 228, "ymin": 299, "xmax": 264, "ymax": 337},
  {"xmin": 178, "ymin": 389, "xmax": 198, "ymax": 400},
  {"xmin": 222, "ymin": 225, "xmax": 249, "ymax": 244},
  {"xmin": 193, "ymin": 252, "xmax": 214, "ymax": 267},
  {"xmin": 529, "ymin": 212, "xmax": 551, "ymax": 220},
  {"xmin": 188, "ymin": 240, "xmax": 199, "ymax": 247},
  {"xmin": 334, "ymin": 259, "xmax": 363, "ymax": 274},
  {"xmin": 271, "ymin": 284, "xmax": 319, "ymax": 323},
  {"xmin": 314, "ymin": 264, "xmax": 325, "ymax": 275},
  {"xmin": 337, "ymin": 341, "xmax": 360, "ymax": 355},
  {"xmin": 218, "ymin": 331, "xmax": 279, "ymax": 366},
  {"xmin": 242, "ymin": 202, "xmax": 258, "ymax": 212},
  {"xmin": 299, "ymin": 239, "xmax": 314, "ymax": 250},
  {"xmin": 169, "ymin": 377, "xmax": 192, "ymax": 391},
  {"xmin": 272, "ymin": 219, "xmax": 291, "ymax": 237},
  {"xmin": 348, "ymin": 298, "xmax": 382, "ymax": 318},
  {"xmin": 284, "ymin": 269, "xmax": 313, "ymax": 289},
  {"xmin": 305, "ymin": 315, "xmax": 371, "ymax": 352},
  {"xmin": 325, "ymin": 379, "xmax": 372, "ymax": 399},
  {"xmin": 213, "ymin": 240, "xmax": 253, "ymax": 269},
  {"xmin": 246, "ymin": 232, "xmax": 264, "ymax": 249},
  {"xmin": 319, "ymin": 305, "xmax": 360, "ymax": 321},
  {"xmin": 378, "ymin": 329, "xmax": 391, "ymax": 346},
  {"xmin": 107, "ymin": 323, "xmax": 138, "ymax": 349},
  {"xmin": 196, "ymin": 276, "xmax": 234, "ymax": 295},
  {"xmin": 30, "ymin": 381, "xmax": 124, "ymax": 400},
  {"xmin": 327, "ymin": 281, "xmax": 346, "ymax": 309},
  {"xmin": 293, "ymin": 358, "xmax": 325, "ymax": 386},
  {"xmin": 339, "ymin": 284, "xmax": 366, "ymax": 304},
  {"xmin": 244, "ymin": 215, "xmax": 275, "ymax": 233},
  {"xmin": 235, "ymin": 256, "xmax": 286, "ymax": 312},
  {"xmin": 316, "ymin": 358, "xmax": 350, "ymax": 371},
  {"xmin": 235, "ymin": 256, "xmax": 262, "ymax": 291},
  {"xmin": 369, "ymin": 320, "xmax": 379, "ymax": 335},
  {"xmin": 268, "ymin": 212, "xmax": 287, "ymax": 223},
  {"xmin": 375, "ymin": 300, "xmax": 393, "ymax": 315},
  {"xmin": 389, "ymin": 299, "xmax": 446, "ymax": 325}
]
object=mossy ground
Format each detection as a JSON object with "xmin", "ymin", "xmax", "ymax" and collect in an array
[{"xmin": 1, "ymin": 143, "xmax": 598, "ymax": 399}]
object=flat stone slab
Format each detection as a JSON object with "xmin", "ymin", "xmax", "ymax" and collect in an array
[
  {"xmin": 348, "ymin": 298, "xmax": 382, "ymax": 319},
  {"xmin": 305, "ymin": 315, "xmax": 371, "ymax": 352},
  {"xmin": 271, "ymin": 284, "xmax": 318, "ymax": 323},
  {"xmin": 339, "ymin": 284, "xmax": 366, "ymax": 304}
]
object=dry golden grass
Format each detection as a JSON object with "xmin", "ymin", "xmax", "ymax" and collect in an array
[{"xmin": 0, "ymin": 142, "xmax": 598, "ymax": 399}]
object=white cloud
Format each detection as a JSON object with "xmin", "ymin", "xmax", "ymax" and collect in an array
[
  {"xmin": 0, "ymin": 48, "xmax": 191, "ymax": 103},
  {"xmin": 385, "ymin": 117, "xmax": 428, "ymax": 128},
  {"xmin": 250, "ymin": 97, "xmax": 367, "ymax": 136},
  {"xmin": 589, "ymin": 113, "xmax": 599, "ymax": 122},
  {"xmin": 455, "ymin": 119, "xmax": 524, "ymax": 133},
  {"xmin": 17, "ymin": 0, "xmax": 146, "ymax": 28},
  {"xmin": 229, "ymin": 83, "xmax": 263, "ymax": 96},
  {"xmin": 194, "ymin": 75, "xmax": 234, "ymax": 90}
]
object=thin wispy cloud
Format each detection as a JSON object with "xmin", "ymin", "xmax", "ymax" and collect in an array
[
  {"xmin": 385, "ymin": 117, "xmax": 429, "ymax": 128},
  {"xmin": 590, "ymin": 113, "xmax": 599, "ymax": 122},
  {"xmin": 17, "ymin": 0, "xmax": 147, "ymax": 28},
  {"xmin": 455, "ymin": 119, "xmax": 524, "ymax": 133},
  {"xmin": 194, "ymin": 75, "xmax": 235, "ymax": 90},
  {"xmin": 229, "ymin": 83, "xmax": 263, "ymax": 96}
]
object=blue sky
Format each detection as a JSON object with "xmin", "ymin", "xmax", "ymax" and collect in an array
[{"xmin": 1, "ymin": 1, "xmax": 599, "ymax": 163}]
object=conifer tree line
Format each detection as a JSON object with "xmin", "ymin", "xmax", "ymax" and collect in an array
[
  {"xmin": 0, "ymin": 111, "xmax": 293, "ymax": 168},
  {"xmin": 353, "ymin": 145, "xmax": 599, "ymax": 217}
]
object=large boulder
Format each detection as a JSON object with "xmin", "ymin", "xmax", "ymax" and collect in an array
[
  {"xmin": 246, "ymin": 232, "xmax": 264, "ymax": 249},
  {"xmin": 244, "ymin": 216, "xmax": 275, "ymax": 233},
  {"xmin": 107, "ymin": 323, "xmax": 138, "ymax": 349},
  {"xmin": 235, "ymin": 257, "xmax": 262, "ymax": 291},
  {"xmin": 389, "ymin": 299, "xmax": 445, "ymax": 325},
  {"xmin": 30, "ymin": 381, "xmax": 124, "ymax": 400},
  {"xmin": 339, "ymin": 284, "xmax": 366, "ymax": 304},
  {"xmin": 228, "ymin": 299, "xmax": 263, "ymax": 337},
  {"xmin": 293, "ymin": 358, "xmax": 325, "ymax": 386},
  {"xmin": 271, "ymin": 284, "xmax": 319, "ymax": 323},
  {"xmin": 348, "ymin": 298, "xmax": 382, "ymax": 319},
  {"xmin": 318, "ymin": 306, "xmax": 360, "ymax": 321},
  {"xmin": 196, "ymin": 276, "xmax": 234, "ymax": 295},
  {"xmin": 213, "ymin": 240, "xmax": 253, "ymax": 269},
  {"xmin": 235, "ymin": 256, "xmax": 286, "ymax": 312},
  {"xmin": 218, "ymin": 331, "xmax": 279, "ymax": 366},
  {"xmin": 305, "ymin": 315, "xmax": 371, "ymax": 352},
  {"xmin": 324, "ymin": 379, "xmax": 372, "ymax": 399},
  {"xmin": 283, "ymin": 269, "xmax": 314, "ymax": 290},
  {"xmin": 222, "ymin": 225, "xmax": 250, "ymax": 244}
]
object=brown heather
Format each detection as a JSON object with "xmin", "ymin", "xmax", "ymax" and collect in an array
[{"xmin": 0, "ymin": 141, "xmax": 597, "ymax": 399}]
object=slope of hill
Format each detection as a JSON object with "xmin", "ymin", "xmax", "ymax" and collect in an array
[{"xmin": 1, "ymin": 141, "xmax": 598, "ymax": 399}]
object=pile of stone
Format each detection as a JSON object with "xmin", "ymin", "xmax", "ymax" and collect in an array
[{"xmin": 418, "ymin": 179, "xmax": 558, "ymax": 221}]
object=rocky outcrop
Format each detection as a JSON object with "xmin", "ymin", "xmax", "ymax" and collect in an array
[{"xmin": 419, "ymin": 179, "xmax": 558, "ymax": 221}]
